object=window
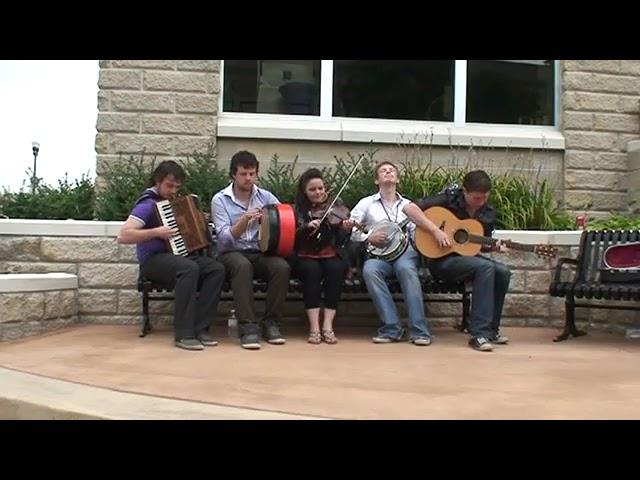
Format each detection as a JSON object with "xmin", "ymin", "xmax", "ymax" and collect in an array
[
  {"xmin": 466, "ymin": 60, "xmax": 555, "ymax": 125},
  {"xmin": 332, "ymin": 60, "xmax": 454, "ymax": 121},
  {"xmin": 223, "ymin": 60, "xmax": 321, "ymax": 115},
  {"xmin": 219, "ymin": 60, "xmax": 562, "ymax": 149}
]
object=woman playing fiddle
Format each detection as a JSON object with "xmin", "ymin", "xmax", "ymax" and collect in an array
[{"xmin": 292, "ymin": 168, "xmax": 355, "ymax": 344}]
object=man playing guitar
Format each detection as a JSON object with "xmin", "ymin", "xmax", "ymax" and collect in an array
[
  {"xmin": 403, "ymin": 170, "xmax": 511, "ymax": 352},
  {"xmin": 349, "ymin": 161, "xmax": 433, "ymax": 346}
]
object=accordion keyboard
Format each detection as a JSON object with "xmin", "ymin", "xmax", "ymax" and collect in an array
[{"xmin": 156, "ymin": 199, "xmax": 189, "ymax": 256}]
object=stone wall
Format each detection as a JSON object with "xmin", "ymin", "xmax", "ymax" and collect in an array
[
  {"xmin": 1, "ymin": 222, "xmax": 638, "ymax": 339},
  {"xmin": 0, "ymin": 274, "xmax": 78, "ymax": 342},
  {"xmin": 562, "ymin": 60, "xmax": 640, "ymax": 219},
  {"xmin": 95, "ymin": 60, "xmax": 221, "ymax": 188}
]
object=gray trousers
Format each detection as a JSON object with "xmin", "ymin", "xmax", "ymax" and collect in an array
[
  {"xmin": 140, "ymin": 253, "xmax": 226, "ymax": 340},
  {"xmin": 218, "ymin": 251, "xmax": 291, "ymax": 327}
]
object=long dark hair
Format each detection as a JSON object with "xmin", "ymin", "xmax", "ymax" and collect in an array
[{"xmin": 295, "ymin": 168, "xmax": 325, "ymax": 213}]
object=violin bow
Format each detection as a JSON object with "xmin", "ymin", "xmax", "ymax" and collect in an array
[{"xmin": 315, "ymin": 153, "xmax": 366, "ymax": 225}]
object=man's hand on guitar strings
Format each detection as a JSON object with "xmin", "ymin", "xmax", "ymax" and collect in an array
[{"xmin": 434, "ymin": 229, "xmax": 451, "ymax": 248}]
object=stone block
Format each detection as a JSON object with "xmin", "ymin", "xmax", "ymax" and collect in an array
[
  {"xmin": 0, "ymin": 293, "xmax": 45, "ymax": 323},
  {"xmin": 41, "ymin": 238, "xmax": 120, "ymax": 262},
  {"xmin": 78, "ymin": 263, "xmax": 139, "ymax": 288},
  {"xmin": 78, "ymin": 289, "xmax": 118, "ymax": 314}
]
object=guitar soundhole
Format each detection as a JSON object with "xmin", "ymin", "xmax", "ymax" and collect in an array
[{"xmin": 453, "ymin": 229, "xmax": 469, "ymax": 244}]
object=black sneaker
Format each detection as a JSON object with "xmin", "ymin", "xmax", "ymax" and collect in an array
[
  {"xmin": 263, "ymin": 323, "xmax": 286, "ymax": 345},
  {"xmin": 196, "ymin": 332, "xmax": 219, "ymax": 347},
  {"xmin": 240, "ymin": 324, "xmax": 261, "ymax": 350},
  {"xmin": 468, "ymin": 337, "xmax": 494, "ymax": 352},
  {"xmin": 175, "ymin": 338, "xmax": 204, "ymax": 351},
  {"xmin": 489, "ymin": 332, "xmax": 509, "ymax": 345}
]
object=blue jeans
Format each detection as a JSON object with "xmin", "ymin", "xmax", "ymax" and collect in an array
[
  {"xmin": 362, "ymin": 245, "xmax": 431, "ymax": 340},
  {"xmin": 428, "ymin": 254, "xmax": 511, "ymax": 339}
]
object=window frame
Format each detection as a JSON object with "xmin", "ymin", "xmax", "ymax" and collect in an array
[{"xmin": 218, "ymin": 60, "xmax": 564, "ymax": 150}]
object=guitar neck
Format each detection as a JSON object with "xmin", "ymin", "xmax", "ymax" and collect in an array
[{"xmin": 467, "ymin": 234, "xmax": 535, "ymax": 253}]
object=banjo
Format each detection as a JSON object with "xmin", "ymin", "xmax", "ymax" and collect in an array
[{"xmin": 366, "ymin": 218, "xmax": 412, "ymax": 262}]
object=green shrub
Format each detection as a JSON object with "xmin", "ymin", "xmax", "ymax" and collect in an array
[
  {"xmin": 180, "ymin": 145, "xmax": 229, "ymax": 212},
  {"xmin": 94, "ymin": 153, "xmax": 153, "ymax": 221},
  {"xmin": 587, "ymin": 214, "xmax": 640, "ymax": 231},
  {"xmin": 323, "ymin": 151, "xmax": 378, "ymax": 208},
  {"xmin": 0, "ymin": 173, "xmax": 94, "ymax": 220},
  {"xmin": 94, "ymin": 146, "xmax": 231, "ymax": 220},
  {"xmin": 0, "ymin": 142, "xmax": 576, "ymax": 231},
  {"xmin": 257, "ymin": 154, "xmax": 300, "ymax": 204}
]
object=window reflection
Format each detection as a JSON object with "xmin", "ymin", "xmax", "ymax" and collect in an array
[{"xmin": 223, "ymin": 60, "xmax": 321, "ymax": 115}]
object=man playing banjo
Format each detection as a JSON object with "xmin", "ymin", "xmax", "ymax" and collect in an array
[{"xmin": 349, "ymin": 161, "xmax": 433, "ymax": 346}]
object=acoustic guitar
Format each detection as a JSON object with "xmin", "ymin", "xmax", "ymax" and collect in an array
[{"xmin": 414, "ymin": 206, "xmax": 557, "ymax": 259}]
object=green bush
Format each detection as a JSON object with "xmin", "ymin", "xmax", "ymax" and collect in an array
[
  {"xmin": 94, "ymin": 147, "xmax": 230, "ymax": 220},
  {"xmin": 0, "ymin": 173, "xmax": 94, "ymax": 220},
  {"xmin": 257, "ymin": 154, "xmax": 300, "ymax": 204},
  {"xmin": 587, "ymin": 214, "xmax": 640, "ymax": 231},
  {"xmin": 0, "ymin": 143, "xmax": 576, "ymax": 231},
  {"xmin": 180, "ymin": 145, "xmax": 229, "ymax": 212},
  {"xmin": 94, "ymin": 153, "xmax": 153, "ymax": 221}
]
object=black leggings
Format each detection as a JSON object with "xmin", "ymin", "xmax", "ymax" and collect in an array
[{"xmin": 294, "ymin": 256, "xmax": 349, "ymax": 309}]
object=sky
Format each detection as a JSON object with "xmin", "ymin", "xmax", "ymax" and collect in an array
[{"xmin": 0, "ymin": 60, "xmax": 99, "ymax": 192}]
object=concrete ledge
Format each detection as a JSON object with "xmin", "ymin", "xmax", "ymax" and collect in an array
[
  {"xmin": 0, "ymin": 219, "xmax": 583, "ymax": 246},
  {"xmin": 627, "ymin": 139, "xmax": 640, "ymax": 152},
  {"xmin": 0, "ymin": 219, "xmax": 123, "ymax": 237},
  {"xmin": 0, "ymin": 273, "xmax": 78, "ymax": 293},
  {"xmin": 0, "ymin": 367, "xmax": 322, "ymax": 420}
]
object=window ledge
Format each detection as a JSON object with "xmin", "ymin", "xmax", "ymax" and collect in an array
[{"xmin": 217, "ymin": 114, "xmax": 565, "ymax": 150}]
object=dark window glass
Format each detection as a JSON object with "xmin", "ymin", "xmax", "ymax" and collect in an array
[
  {"xmin": 332, "ymin": 60, "xmax": 455, "ymax": 121},
  {"xmin": 466, "ymin": 60, "xmax": 555, "ymax": 125},
  {"xmin": 223, "ymin": 60, "xmax": 321, "ymax": 115}
]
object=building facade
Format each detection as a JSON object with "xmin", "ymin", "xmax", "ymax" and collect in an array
[{"xmin": 95, "ymin": 60, "xmax": 640, "ymax": 218}]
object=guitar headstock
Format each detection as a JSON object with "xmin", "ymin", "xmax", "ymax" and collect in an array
[{"xmin": 533, "ymin": 244, "xmax": 557, "ymax": 259}]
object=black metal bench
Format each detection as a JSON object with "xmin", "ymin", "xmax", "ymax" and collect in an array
[
  {"xmin": 137, "ymin": 255, "xmax": 471, "ymax": 338},
  {"xmin": 549, "ymin": 230, "xmax": 640, "ymax": 342}
]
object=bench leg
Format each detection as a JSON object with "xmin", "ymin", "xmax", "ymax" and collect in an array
[
  {"xmin": 140, "ymin": 291, "xmax": 152, "ymax": 338},
  {"xmin": 457, "ymin": 291, "xmax": 471, "ymax": 333},
  {"xmin": 554, "ymin": 296, "xmax": 587, "ymax": 342}
]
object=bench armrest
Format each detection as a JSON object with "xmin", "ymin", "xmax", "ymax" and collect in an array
[{"xmin": 552, "ymin": 257, "xmax": 578, "ymax": 284}]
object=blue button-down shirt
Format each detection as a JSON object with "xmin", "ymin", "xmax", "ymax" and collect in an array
[{"xmin": 211, "ymin": 183, "xmax": 280, "ymax": 254}]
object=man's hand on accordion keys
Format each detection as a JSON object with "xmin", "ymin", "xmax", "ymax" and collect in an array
[{"xmin": 155, "ymin": 226, "xmax": 179, "ymax": 240}]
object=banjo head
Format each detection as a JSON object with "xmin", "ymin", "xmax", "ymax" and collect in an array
[{"xmin": 367, "ymin": 220, "xmax": 408, "ymax": 261}]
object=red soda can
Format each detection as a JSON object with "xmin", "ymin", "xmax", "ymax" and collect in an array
[{"xmin": 576, "ymin": 215, "xmax": 586, "ymax": 230}]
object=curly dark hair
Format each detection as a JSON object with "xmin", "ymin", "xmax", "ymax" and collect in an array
[
  {"xmin": 295, "ymin": 168, "xmax": 325, "ymax": 212},
  {"xmin": 148, "ymin": 160, "xmax": 186, "ymax": 187}
]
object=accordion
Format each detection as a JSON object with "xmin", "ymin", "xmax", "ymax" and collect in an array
[{"xmin": 155, "ymin": 195, "xmax": 211, "ymax": 256}]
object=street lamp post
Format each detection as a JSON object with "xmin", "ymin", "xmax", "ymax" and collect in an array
[{"xmin": 31, "ymin": 141, "xmax": 40, "ymax": 193}]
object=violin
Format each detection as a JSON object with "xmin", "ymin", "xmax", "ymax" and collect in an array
[
  {"xmin": 308, "ymin": 192, "xmax": 368, "ymax": 233},
  {"xmin": 306, "ymin": 154, "xmax": 369, "ymax": 237}
]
